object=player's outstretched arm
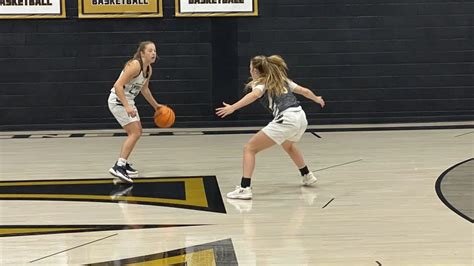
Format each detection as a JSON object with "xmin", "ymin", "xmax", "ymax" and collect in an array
[{"xmin": 215, "ymin": 89, "xmax": 261, "ymax": 118}]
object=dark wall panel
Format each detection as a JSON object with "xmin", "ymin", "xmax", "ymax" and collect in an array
[
  {"xmin": 235, "ymin": 0, "xmax": 474, "ymax": 125},
  {"xmin": 0, "ymin": 0, "xmax": 473, "ymax": 130}
]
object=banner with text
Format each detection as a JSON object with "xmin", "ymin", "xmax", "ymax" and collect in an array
[
  {"xmin": 78, "ymin": 0, "xmax": 162, "ymax": 18},
  {"xmin": 0, "ymin": 0, "xmax": 65, "ymax": 19},
  {"xmin": 175, "ymin": 0, "xmax": 258, "ymax": 17}
]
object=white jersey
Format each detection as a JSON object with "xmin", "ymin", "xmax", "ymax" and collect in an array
[{"xmin": 108, "ymin": 66, "xmax": 149, "ymax": 106}]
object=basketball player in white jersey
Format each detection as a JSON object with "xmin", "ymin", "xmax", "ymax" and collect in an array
[
  {"xmin": 216, "ymin": 55, "xmax": 325, "ymax": 199},
  {"xmin": 108, "ymin": 41, "xmax": 162, "ymax": 183}
]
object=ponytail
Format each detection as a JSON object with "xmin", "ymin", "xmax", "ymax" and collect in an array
[{"xmin": 246, "ymin": 55, "xmax": 290, "ymax": 97}]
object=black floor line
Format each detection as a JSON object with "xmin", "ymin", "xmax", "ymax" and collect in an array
[
  {"xmin": 376, "ymin": 261, "xmax": 382, "ymax": 266},
  {"xmin": 4, "ymin": 123, "xmax": 474, "ymax": 139},
  {"xmin": 454, "ymin": 131, "xmax": 474, "ymax": 137},
  {"xmin": 310, "ymin": 131, "xmax": 322, "ymax": 138},
  {"xmin": 29, "ymin": 233, "xmax": 117, "ymax": 263},
  {"xmin": 11, "ymin": 134, "xmax": 31, "ymax": 138},
  {"xmin": 314, "ymin": 159, "xmax": 363, "ymax": 172},
  {"xmin": 322, "ymin": 198, "xmax": 335, "ymax": 209}
]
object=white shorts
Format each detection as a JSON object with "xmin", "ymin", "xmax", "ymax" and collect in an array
[
  {"xmin": 108, "ymin": 103, "xmax": 140, "ymax": 127},
  {"xmin": 262, "ymin": 106, "xmax": 308, "ymax": 145}
]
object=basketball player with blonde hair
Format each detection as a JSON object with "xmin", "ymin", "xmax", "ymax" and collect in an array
[
  {"xmin": 216, "ymin": 55, "xmax": 325, "ymax": 199},
  {"xmin": 108, "ymin": 41, "xmax": 162, "ymax": 183}
]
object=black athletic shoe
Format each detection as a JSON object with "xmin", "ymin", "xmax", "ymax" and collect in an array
[
  {"xmin": 125, "ymin": 163, "xmax": 138, "ymax": 176},
  {"xmin": 109, "ymin": 163, "xmax": 133, "ymax": 183}
]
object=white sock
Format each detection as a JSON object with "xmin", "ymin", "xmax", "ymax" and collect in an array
[{"xmin": 117, "ymin": 158, "xmax": 127, "ymax": 166}]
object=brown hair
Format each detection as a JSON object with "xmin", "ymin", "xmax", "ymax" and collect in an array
[{"xmin": 125, "ymin": 41, "xmax": 155, "ymax": 67}]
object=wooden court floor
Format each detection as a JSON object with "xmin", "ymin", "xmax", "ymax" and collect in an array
[{"xmin": 0, "ymin": 123, "xmax": 472, "ymax": 265}]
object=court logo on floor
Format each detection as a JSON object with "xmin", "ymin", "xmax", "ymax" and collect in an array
[
  {"xmin": 0, "ymin": 176, "xmax": 226, "ymax": 213},
  {"xmin": 86, "ymin": 238, "xmax": 238, "ymax": 266},
  {"xmin": 435, "ymin": 158, "xmax": 473, "ymax": 223},
  {"xmin": 0, "ymin": 224, "xmax": 206, "ymax": 238}
]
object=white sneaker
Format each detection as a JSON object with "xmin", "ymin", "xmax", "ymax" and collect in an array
[
  {"xmin": 302, "ymin": 172, "xmax": 317, "ymax": 186},
  {"xmin": 227, "ymin": 186, "xmax": 252, "ymax": 200}
]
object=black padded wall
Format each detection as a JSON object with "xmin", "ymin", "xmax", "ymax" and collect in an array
[
  {"xmin": 0, "ymin": 1, "xmax": 213, "ymax": 130},
  {"xmin": 236, "ymin": 0, "xmax": 474, "ymax": 124},
  {"xmin": 0, "ymin": 0, "xmax": 473, "ymax": 130}
]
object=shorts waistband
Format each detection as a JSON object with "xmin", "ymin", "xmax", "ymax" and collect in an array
[{"xmin": 282, "ymin": 105, "xmax": 302, "ymax": 113}]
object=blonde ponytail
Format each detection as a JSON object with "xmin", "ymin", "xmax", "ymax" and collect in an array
[{"xmin": 246, "ymin": 55, "xmax": 290, "ymax": 97}]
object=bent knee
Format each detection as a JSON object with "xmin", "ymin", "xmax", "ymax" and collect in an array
[
  {"xmin": 283, "ymin": 143, "xmax": 294, "ymax": 153},
  {"xmin": 243, "ymin": 143, "xmax": 257, "ymax": 154},
  {"xmin": 128, "ymin": 129, "xmax": 142, "ymax": 139}
]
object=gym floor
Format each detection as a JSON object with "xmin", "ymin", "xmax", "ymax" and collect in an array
[{"xmin": 0, "ymin": 122, "xmax": 472, "ymax": 265}]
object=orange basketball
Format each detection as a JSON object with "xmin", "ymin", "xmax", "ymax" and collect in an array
[{"xmin": 154, "ymin": 106, "xmax": 175, "ymax": 128}]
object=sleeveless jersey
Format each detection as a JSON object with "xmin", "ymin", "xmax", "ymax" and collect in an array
[
  {"xmin": 109, "ymin": 63, "xmax": 149, "ymax": 105},
  {"xmin": 253, "ymin": 80, "xmax": 300, "ymax": 117}
]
